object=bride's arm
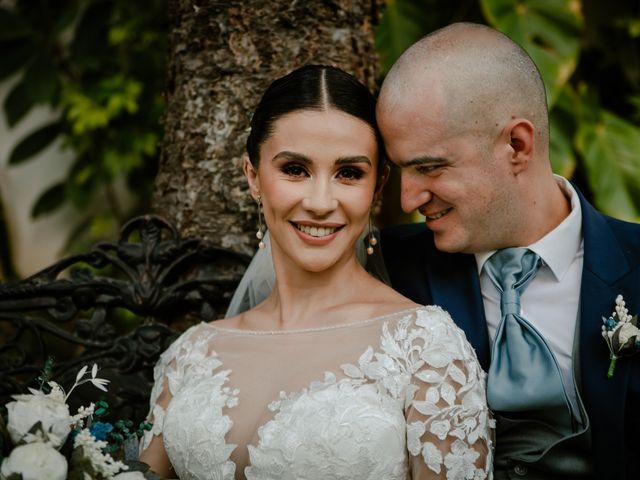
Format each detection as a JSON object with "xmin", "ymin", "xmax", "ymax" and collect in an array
[
  {"xmin": 138, "ymin": 327, "xmax": 200, "ymax": 479},
  {"xmin": 406, "ymin": 309, "xmax": 495, "ymax": 479},
  {"xmin": 139, "ymin": 378, "xmax": 176, "ymax": 478}
]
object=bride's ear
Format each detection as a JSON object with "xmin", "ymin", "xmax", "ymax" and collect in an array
[
  {"xmin": 374, "ymin": 165, "xmax": 390, "ymax": 201},
  {"xmin": 243, "ymin": 154, "xmax": 261, "ymax": 200}
]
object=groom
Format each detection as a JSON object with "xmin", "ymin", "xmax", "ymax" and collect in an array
[{"xmin": 377, "ymin": 22, "xmax": 640, "ymax": 479}]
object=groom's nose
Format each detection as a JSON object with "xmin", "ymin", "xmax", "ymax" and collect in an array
[{"xmin": 400, "ymin": 171, "xmax": 433, "ymax": 213}]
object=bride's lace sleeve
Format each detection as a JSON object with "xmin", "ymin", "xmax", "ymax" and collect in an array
[
  {"xmin": 404, "ymin": 307, "xmax": 494, "ymax": 479},
  {"xmin": 139, "ymin": 324, "xmax": 219, "ymax": 452}
]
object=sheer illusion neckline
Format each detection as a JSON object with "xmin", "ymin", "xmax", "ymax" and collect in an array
[{"xmin": 204, "ymin": 306, "xmax": 423, "ymax": 336}]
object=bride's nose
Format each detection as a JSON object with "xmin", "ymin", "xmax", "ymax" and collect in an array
[{"xmin": 301, "ymin": 179, "xmax": 338, "ymax": 215}]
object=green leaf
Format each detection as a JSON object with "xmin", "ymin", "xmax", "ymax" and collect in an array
[
  {"xmin": 480, "ymin": 0, "xmax": 583, "ymax": 108},
  {"xmin": 9, "ymin": 122, "xmax": 62, "ymax": 165},
  {"xmin": 0, "ymin": 8, "xmax": 32, "ymax": 40},
  {"xmin": 0, "ymin": 38, "xmax": 35, "ymax": 81},
  {"xmin": 375, "ymin": 0, "xmax": 431, "ymax": 73},
  {"xmin": 67, "ymin": 156, "xmax": 97, "ymax": 207},
  {"xmin": 31, "ymin": 182, "xmax": 66, "ymax": 218},
  {"xmin": 4, "ymin": 79, "xmax": 34, "ymax": 127},
  {"xmin": 549, "ymin": 113, "xmax": 576, "ymax": 179},
  {"xmin": 576, "ymin": 107, "xmax": 640, "ymax": 221},
  {"xmin": 70, "ymin": 0, "xmax": 114, "ymax": 68},
  {"xmin": 549, "ymin": 86, "xmax": 578, "ymax": 178},
  {"xmin": 52, "ymin": 0, "xmax": 81, "ymax": 35},
  {"xmin": 23, "ymin": 54, "xmax": 60, "ymax": 104}
]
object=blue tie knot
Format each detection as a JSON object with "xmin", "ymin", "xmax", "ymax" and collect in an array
[{"xmin": 501, "ymin": 289, "xmax": 520, "ymax": 316}]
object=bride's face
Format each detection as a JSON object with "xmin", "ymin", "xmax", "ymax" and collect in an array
[{"xmin": 245, "ymin": 108, "xmax": 379, "ymax": 273}]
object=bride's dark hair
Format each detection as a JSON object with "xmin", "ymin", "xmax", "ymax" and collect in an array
[{"xmin": 246, "ymin": 65, "xmax": 386, "ymax": 175}]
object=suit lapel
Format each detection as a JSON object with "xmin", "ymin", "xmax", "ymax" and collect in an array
[
  {"xmin": 427, "ymin": 248, "xmax": 491, "ymax": 370},
  {"xmin": 578, "ymin": 194, "xmax": 632, "ymax": 477}
]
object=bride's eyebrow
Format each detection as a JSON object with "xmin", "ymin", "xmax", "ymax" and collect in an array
[
  {"xmin": 271, "ymin": 152, "xmax": 371, "ymax": 167},
  {"xmin": 335, "ymin": 156, "xmax": 371, "ymax": 166},
  {"xmin": 272, "ymin": 151, "xmax": 310, "ymax": 164}
]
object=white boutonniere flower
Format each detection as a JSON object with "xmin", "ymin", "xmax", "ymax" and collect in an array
[{"xmin": 602, "ymin": 295, "xmax": 640, "ymax": 378}]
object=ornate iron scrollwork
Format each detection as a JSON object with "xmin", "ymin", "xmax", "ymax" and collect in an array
[{"xmin": 0, "ymin": 215, "xmax": 250, "ymax": 423}]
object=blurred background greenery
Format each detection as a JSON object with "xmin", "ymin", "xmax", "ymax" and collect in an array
[{"xmin": 0, "ymin": 0, "xmax": 638, "ymax": 279}]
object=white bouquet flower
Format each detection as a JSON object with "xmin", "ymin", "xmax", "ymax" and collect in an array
[
  {"xmin": 113, "ymin": 472, "xmax": 147, "ymax": 479},
  {"xmin": 0, "ymin": 363, "xmax": 160, "ymax": 480},
  {"xmin": 6, "ymin": 383, "xmax": 71, "ymax": 448},
  {"xmin": 1, "ymin": 442, "xmax": 67, "ymax": 480}
]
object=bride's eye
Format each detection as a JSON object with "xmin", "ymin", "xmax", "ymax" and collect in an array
[
  {"xmin": 281, "ymin": 163, "xmax": 308, "ymax": 177},
  {"xmin": 336, "ymin": 167, "xmax": 365, "ymax": 181}
]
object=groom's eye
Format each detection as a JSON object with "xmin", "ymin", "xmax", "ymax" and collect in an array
[{"xmin": 416, "ymin": 164, "xmax": 442, "ymax": 175}]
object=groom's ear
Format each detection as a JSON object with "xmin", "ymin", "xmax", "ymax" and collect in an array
[
  {"xmin": 243, "ymin": 155, "xmax": 261, "ymax": 199},
  {"xmin": 374, "ymin": 165, "xmax": 390, "ymax": 200},
  {"xmin": 504, "ymin": 118, "xmax": 534, "ymax": 175}
]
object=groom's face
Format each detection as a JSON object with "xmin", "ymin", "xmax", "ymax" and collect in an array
[{"xmin": 377, "ymin": 93, "xmax": 515, "ymax": 254}]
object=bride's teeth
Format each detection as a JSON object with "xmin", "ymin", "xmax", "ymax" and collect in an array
[{"xmin": 297, "ymin": 224, "xmax": 338, "ymax": 237}]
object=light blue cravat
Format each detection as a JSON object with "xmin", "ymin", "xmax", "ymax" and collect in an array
[{"xmin": 485, "ymin": 248, "xmax": 574, "ymax": 431}]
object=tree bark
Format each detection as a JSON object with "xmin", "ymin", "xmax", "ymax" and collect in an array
[{"xmin": 153, "ymin": 0, "xmax": 383, "ymax": 256}]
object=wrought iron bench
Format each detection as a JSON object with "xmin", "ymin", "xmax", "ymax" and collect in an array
[{"xmin": 0, "ymin": 215, "xmax": 249, "ymax": 425}]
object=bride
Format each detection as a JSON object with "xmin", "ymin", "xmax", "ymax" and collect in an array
[{"xmin": 139, "ymin": 65, "xmax": 493, "ymax": 479}]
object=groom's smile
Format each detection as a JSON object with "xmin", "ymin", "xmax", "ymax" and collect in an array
[{"xmin": 422, "ymin": 207, "xmax": 452, "ymax": 222}]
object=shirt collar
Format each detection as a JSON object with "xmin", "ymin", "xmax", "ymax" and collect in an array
[{"xmin": 474, "ymin": 176, "xmax": 583, "ymax": 281}]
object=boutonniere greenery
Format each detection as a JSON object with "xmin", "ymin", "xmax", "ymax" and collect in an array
[{"xmin": 602, "ymin": 295, "xmax": 640, "ymax": 379}]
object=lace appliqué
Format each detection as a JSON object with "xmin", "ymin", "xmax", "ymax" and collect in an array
[
  {"xmin": 141, "ymin": 325, "xmax": 239, "ymax": 480},
  {"xmin": 341, "ymin": 306, "xmax": 493, "ymax": 480},
  {"xmin": 246, "ymin": 371, "xmax": 407, "ymax": 479}
]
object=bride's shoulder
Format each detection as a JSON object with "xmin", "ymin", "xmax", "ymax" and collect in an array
[
  {"xmin": 159, "ymin": 321, "xmax": 218, "ymax": 360},
  {"xmin": 387, "ymin": 305, "xmax": 470, "ymax": 343},
  {"xmin": 383, "ymin": 304, "xmax": 453, "ymax": 322}
]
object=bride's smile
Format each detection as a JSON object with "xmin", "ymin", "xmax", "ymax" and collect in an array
[{"xmin": 292, "ymin": 221, "xmax": 343, "ymax": 243}]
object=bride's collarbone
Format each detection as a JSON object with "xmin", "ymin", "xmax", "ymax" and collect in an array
[{"xmin": 233, "ymin": 299, "xmax": 418, "ymax": 332}]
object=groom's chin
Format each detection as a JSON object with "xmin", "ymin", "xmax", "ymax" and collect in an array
[{"xmin": 431, "ymin": 230, "xmax": 469, "ymax": 254}]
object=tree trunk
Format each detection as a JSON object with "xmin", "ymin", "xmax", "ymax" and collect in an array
[{"xmin": 153, "ymin": 0, "xmax": 383, "ymax": 256}]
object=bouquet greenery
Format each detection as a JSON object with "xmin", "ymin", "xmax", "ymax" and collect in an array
[{"xmin": 0, "ymin": 361, "xmax": 160, "ymax": 480}]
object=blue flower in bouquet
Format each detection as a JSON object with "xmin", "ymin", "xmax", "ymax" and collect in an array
[{"xmin": 90, "ymin": 421, "xmax": 114, "ymax": 441}]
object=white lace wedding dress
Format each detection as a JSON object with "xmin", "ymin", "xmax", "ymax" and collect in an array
[{"xmin": 141, "ymin": 306, "xmax": 494, "ymax": 479}]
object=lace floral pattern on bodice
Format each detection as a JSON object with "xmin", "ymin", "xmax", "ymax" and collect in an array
[{"xmin": 141, "ymin": 306, "xmax": 494, "ymax": 479}]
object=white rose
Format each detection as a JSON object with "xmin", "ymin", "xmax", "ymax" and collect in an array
[
  {"xmin": 6, "ymin": 386, "xmax": 71, "ymax": 447},
  {"xmin": 618, "ymin": 322, "xmax": 640, "ymax": 346},
  {"xmin": 0, "ymin": 442, "xmax": 67, "ymax": 480},
  {"xmin": 113, "ymin": 472, "xmax": 147, "ymax": 479}
]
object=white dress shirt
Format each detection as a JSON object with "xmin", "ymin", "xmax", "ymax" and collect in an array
[{"xmin": 474, "ymin": 176, "xmax": 584, "ymax": 413}]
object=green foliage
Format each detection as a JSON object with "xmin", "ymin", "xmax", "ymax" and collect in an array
[
  {"xmin": 36, "ymin": 356, "xmax": 56, "ymax": 391},
  {"xmin": 376, "ymin": 0, "xmax": 431, "ymax": 73},
  {"xmin": 8, "ymin": 122, "xmax": 62, "ymax": 166},
  {"xmin": 375, "ymin": 0, "xmax": 640, "ymax": 222},
  {"xmin": 0, "ymin": 0, "xmax": 166, "ymax": 250},
  {"xmin": 480, "ymin": 0, "xmax": 583, "ymax": 107}
]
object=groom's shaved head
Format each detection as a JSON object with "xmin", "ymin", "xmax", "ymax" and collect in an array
[{"xmin": 378, "ymin": 22, "xmax": 549, "ymax": 152}]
